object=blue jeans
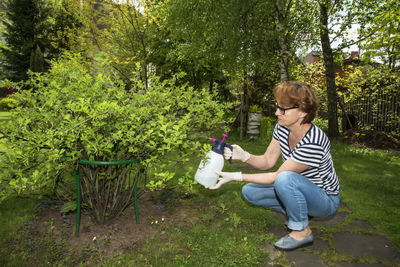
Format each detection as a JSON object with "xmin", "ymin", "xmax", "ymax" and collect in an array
[{"xmin": 242, "ymin": 171, "xmax": 340, "ymax": 231}]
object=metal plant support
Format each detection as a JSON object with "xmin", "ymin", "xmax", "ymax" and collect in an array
[{"xmin": 73, "ymin": 159, "xmax": 146, "ymax": 236}]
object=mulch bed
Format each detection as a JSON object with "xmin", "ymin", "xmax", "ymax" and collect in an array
[{"xmin": 337, "ymin": 129, "xmax": 400, "ymax": 151}]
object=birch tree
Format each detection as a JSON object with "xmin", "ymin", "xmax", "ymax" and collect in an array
[{"xmin": 357, "ymin": 0, "xmax": 399, "ymax": 68}]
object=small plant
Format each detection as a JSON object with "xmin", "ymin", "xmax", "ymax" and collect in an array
[
  {"xmin": 212, "ymin": 202, "xmax": 229, "ymax": 214},
  {"xmin": 225, "ymin": 212, "xmax": 241, "ymax": 229},
  {"xmin": 249, "ymin": 105, "xmax": 262, "ymax": 113}
]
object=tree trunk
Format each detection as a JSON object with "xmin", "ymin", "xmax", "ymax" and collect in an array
[
  {"xmin": 240, "ymin": 74, "xmax": 249, "ymax": 139},
  {"xmin": 240, "ymin": 93, "xmax": 245, "ymax": 139},
  {"xmin": 319, "ymin": 0, "xmax": 338, "ymax": 139},
  {"xmin": 276, "ymin": 0, "xmax": 290, "ymax": 82}
]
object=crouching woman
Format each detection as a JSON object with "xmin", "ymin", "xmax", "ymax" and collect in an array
[{"xmin": 210, "ymin": 81, "xmax": 340, "ymax": 251}]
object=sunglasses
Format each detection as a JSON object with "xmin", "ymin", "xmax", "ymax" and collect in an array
[{"xmin": 275, "ymin": 102, "xmax": 299, "ymax": 115}]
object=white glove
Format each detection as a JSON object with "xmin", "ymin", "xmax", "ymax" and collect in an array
[
  {"xmin": 224, "ymin": 144, "xmax": 250, "ymax": 162},
  {"xmin": 208, "ymin": 171, "xmax": 243, "ymax": 190}
]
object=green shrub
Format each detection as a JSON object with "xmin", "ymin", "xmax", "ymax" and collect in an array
[
  {"xmin": 313, "ymin": 117, "xmax": 328, "ymax": 133},
  {"xmin": 313, "ymin": 117, "xmax": 342, "ymax": 134},
  {"xmin": 260, "ymin": 116, "xmax": 276, "ymax": 142},
  {"xmin": 0, "ymin": 53, "xmax": 229, "ymax": 209},
  {"xmin": 0, "ymin": 97, "xmax": 17, "ymax": 111}
]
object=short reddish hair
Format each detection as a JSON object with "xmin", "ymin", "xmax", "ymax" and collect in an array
[{"xmin": 273, "ymin": 81, "xmax": 319, "ymax": 124}]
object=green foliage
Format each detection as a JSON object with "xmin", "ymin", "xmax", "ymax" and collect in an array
[
  {"xmin": 60, "ymin": 201, "xmax": 76, "ymax": 214},
  {"xmin": 162, "ymin": 0, "xmax": 280, "ymax": 101},
  {"xmin": 356, "ymin": 0, "xmax": 400, "ymax": 68},
  {"xmin": 0, "ymin": 96, "xmax": 17, "ymax": 111},
  {"xmin": 49, "ymin": 0, "xmax": 84, "ymax": 54},
  {"xmin": 1, "ymin": 0, "xmax": 84, "ymax": 82},
  {"xmin": 81, "ymin": 0, "xmax": 153, "ymax": 87},
  {"xmin": 1, "ymin": 0, "xmax": 52, "ymax": 81},
  {"xmin": 0, "ymin": 52, "xmax": 229, "ymax": 203},
  {"xmin": 340, "ymin": 65, "xmax": 400, "ymax": 99},
  {"xmin": 249, "ymin": 105, "xmax": 262, "ymax": 113},
  {"xmin": 260, "ymin": 116, "xmax": 275, "ymax": 143},
  {"xmin": 313, "ymin": 117, "xmax": 329, "ymax": 134},
  {"xmin": 0, "ymin": 112, "xmax": 11, "ymax": 123},
  {"xmin": 339, "ymin": 65, "xmax": 400, "ymax": 132},
  {"xmin": 293, "ymin": 61, "xmax": 329, "ymax": 117}
]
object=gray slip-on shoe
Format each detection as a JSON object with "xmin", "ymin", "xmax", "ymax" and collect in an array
[{"xmin": 274, "ymin": 234, "xmax": 314, "ymax": 251}]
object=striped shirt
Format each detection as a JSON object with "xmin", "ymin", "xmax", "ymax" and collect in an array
[{"xmin": 272, "ymin": 123, "xmax": 341, "ymax": 195}]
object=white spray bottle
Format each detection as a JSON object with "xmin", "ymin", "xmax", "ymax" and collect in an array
[{"xmin": 194, "ymin": 134, "xmax": 233, "ymax": 188}]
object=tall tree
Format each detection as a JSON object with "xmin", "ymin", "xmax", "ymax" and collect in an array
[
  {"xmin": 0, "ymin": 5, "xmax": 7, "ymax": 79},
  {"xmin": 319, "ymin": 0, "xmax": 339, "ymax": 138},
  {"xmin": 275, "ymin": 0, "xmax": 290, "ymax": 81},
  {"xmin": 275, "ymin": 0, "xmax": 319, "ymax": 82},
  {"xmin": 163, "ymin": 0, "xmax": 280, "ymax": 137},
  {"xmin": 299, "ymin": 0, "xmax": 356, "ymax": 138},
  {"xmin": 2, "ymin": 0, "xmax": 51, "ymax": 81},
  {"xmin": 81, "ymin": 0, "xmax": 154, "ymax": 89}
]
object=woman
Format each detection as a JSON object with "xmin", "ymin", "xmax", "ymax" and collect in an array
[{"xmin": 209, "ymin": 81, "xmax": 341, "ymax": 251}]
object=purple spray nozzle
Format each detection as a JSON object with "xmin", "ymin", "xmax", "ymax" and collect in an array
[
  {"xmin": 209, "ymin": 134, "xmax": 233, "ymax": 163},
  {"xmin": 210, "ymin": 134, "xmax": 228, "ymax": 143},
  {"xmin": 222, "ymin": 134, "xmax": 228, "ymax": 142}
]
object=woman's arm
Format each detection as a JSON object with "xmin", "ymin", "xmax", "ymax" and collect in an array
[
  {"xmin": 245, "ymin": 138, "xmax": 281, "ymax": 170},
  {"xmin": 243, "ymin": 158, "xmax": 310, "ymax": 184},
  {"xmin": 210, "ymin": 157, "xmax": 310, "ymax": 189}
]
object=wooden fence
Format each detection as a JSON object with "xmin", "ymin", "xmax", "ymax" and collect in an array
[{"xmin": 341, "ymin": 93, "xmax": 400, "ymax": 133}]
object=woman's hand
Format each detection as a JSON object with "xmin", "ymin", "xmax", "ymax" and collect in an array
[
  {"xmin": 224, "ymin": 144, "xmax": 250, "ymax": 162},
  {"xmin": 208, "ymin": 171, "xmax": 243, "ymax": 190}
]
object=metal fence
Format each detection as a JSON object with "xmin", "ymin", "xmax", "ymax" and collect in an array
[{"xmin": 342, "ymin": 93, "xmax": 400, "ymax": 133}]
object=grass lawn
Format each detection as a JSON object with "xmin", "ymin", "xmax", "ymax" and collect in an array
[
  {"xmin": 0, "ymin": 111, "xmax": 11, "ymax": 121},
  {"xmin": 331, "ymin": 142, "xmax": 400, "ymax": 247},
  {"xmin": 0, "ymin": 130, "xmax": 399, "ymax": 266}
]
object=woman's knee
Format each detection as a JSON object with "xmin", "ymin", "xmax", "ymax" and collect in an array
[
  {"xmin": 274, "ymin": 171, "xmax": 297, "ymax": 189},
  {"xmin": 241, "ymin": 183, "xmax": 253, "ymax": 201}
]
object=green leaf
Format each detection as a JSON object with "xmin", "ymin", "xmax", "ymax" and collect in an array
[{"xmin": 60, "ymin": 201, "xmax": 77, "ymax": 213}]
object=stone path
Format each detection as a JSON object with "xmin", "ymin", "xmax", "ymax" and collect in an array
[{"xmin": 265, "ymin": 204, "xmax": 400, "ymax": 267}]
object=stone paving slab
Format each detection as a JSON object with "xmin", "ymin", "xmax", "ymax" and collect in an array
[
  {"xmin": 309, "ymin": 211, "xmax": 350, "ymax": 227},
  {"xmin": 285, "ymin": 250, "xmax": 328, "ymax": 267},
  {"xmin": 332, "ymin": 232, "xmax": 400, "ymax": 261},
  {"xmin": 344, "ymin": 219, "xmax": 375, "ymax": 230},
  {"xmin": 335, "ymin": 262, "xmax": 390, "ymax": 267}
]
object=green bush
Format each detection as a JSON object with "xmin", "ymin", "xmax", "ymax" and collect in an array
[
  {"xmin": 313, "ymin": 117, "xmax": 341, "ymax": 134},
  {"xmin": 313, "ymin": 117, "xmax": 328, "ymax": 133},
  {"xmin": 0, "ymin": 53, "xmax": 229, "ymax": 207},
  {"xmin": 0, "ymin": 97, "xmax": 17, "ymax": 111},
  {"xmin": 260, "ymin": 116, "xmax": 276, "ymax": 142}
]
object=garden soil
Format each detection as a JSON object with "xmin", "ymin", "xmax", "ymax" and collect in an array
[
  {"xmin": 338, "ymin": 129, "xmax": 400, "ymax": 151},
  {"xmin": 35, "ymin": 191, "xmax": 199, "ymax": 265}
]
